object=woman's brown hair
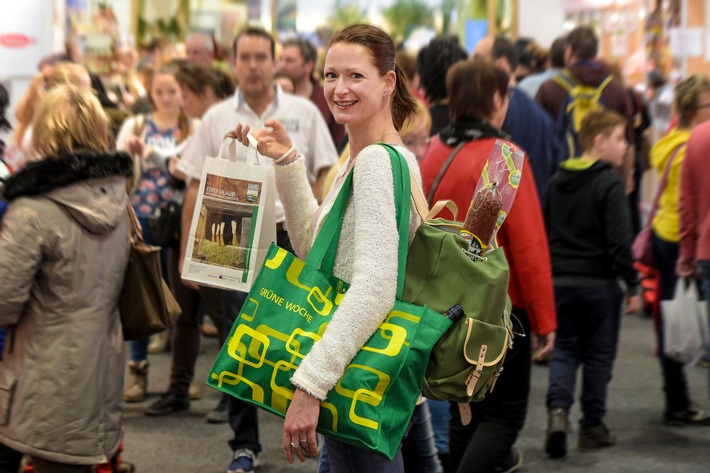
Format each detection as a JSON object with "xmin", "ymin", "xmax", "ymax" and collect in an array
[
  {"xmin": 148, "ymin": 63, "xmax": 191, "ymax": 144},
  {"xmin": 175, "ymin": 63, "xmax": 235, "ymax": 100},
  {"xmin": 447, "ymin": 60, "xmax": 509, "ymax": 122},
  {"xmin": 329, "ymin": 24, "xmax": 417, "ymax": 131}
]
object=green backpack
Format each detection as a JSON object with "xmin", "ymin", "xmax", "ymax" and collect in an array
[{"xmin": 380, "ymin": 145, "xmax": 514, "ymax": 423}]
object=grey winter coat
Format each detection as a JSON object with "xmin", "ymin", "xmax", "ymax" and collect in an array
[{"xmin": 0, "ymin": 151, "xmax": 133, "ymax": 465}]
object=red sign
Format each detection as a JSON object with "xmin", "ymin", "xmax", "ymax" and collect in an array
[{"xmin": 0, "ymin": 33, "xmax": 38, "ymax": 48}]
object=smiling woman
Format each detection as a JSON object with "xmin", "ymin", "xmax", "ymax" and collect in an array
[{"xmin": 228, "ymin": 23, "xmax": 432, "ymax": 473}]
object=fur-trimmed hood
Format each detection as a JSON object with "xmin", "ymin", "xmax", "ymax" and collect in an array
[{"xmin": 3, "ymin": 151, "xmax": 133, "ymax": 234}]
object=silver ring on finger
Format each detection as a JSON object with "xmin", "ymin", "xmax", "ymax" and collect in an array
[
  {"xmin": 290, "ymin": 441, "xmax": 299, "ymax": 449},
  {"xmin": 299, "ymin": 438, "xmax": 308, "ymax": 444}
]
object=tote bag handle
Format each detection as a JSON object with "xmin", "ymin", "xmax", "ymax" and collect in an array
[{"xmin": 305, "ymin": 144, "xmax": 412, "ymax": 298}]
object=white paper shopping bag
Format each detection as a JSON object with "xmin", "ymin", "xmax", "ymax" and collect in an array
[{"xmin": 182, "ymin": 139, "xmax": 276, "ymax": 292}]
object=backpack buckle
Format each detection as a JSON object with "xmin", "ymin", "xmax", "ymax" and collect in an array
[{"xmin": 465, "ymin": 345, "xmax": 488, "ymax": 397}]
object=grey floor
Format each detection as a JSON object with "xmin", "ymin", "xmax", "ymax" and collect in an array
[{"xmin": 122, "ymin": 313, "xmax": 710, "ymax": 473}]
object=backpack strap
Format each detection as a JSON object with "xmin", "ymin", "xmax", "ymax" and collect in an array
[
  {"xmin": 551, "ymin": 70, "xmax": 578, "ymax": 93},
  {"xmin": 592, "ymin": 75, "xmax": 614, "ymax": 103}
]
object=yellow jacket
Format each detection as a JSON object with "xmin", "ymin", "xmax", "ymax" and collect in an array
[{"xmin": 650, "ymin": 128, "xmax": 690, "ymax": 243}]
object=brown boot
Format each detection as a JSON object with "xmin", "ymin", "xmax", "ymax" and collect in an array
[{"xmin": 124, "ymin": 361, "xmax": 149, "ymax": 402}]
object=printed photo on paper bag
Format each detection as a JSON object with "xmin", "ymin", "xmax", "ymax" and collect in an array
[{"xmin": 191, "ymin": 174, "xmax": 262, "ymax": 272}]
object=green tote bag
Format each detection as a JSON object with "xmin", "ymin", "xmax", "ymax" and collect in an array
[{"xmin": 207, "ymin": 146, "xmax": 450, "ymax": 460}]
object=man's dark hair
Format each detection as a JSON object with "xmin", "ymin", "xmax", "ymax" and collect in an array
[
  {"xmin": 566, "ymin": 26, "xmax": 598, "ymax": 60},
  {"xmin": 550, "ymin": 36, "xmax": 567, "ymax": 68},
  {"xmin": 417, "ymin": 37, "xmax": 467, "ymax": 103},
  {"xmin": 282, "ymin": 38, "xmax": 317, "ymax": 65},
  {"xmin": 232, "ymin": 27, "xmax": 275, "ymax": 60},
  {"xmin": 491, "ymin": 36, "xmax": 518, "ymax": 71}
]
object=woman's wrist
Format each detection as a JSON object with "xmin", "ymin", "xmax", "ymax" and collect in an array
[
  {"xmin": 274, "ymin": 148, "xmax": 300, "ymax": 166},
  {"xmin": 295, "ymin": 386, "xmax": 322, "ymax": 401},
  {"xmin": 274, "ymin": 144, "xmax": 297, "ymax": 165}
]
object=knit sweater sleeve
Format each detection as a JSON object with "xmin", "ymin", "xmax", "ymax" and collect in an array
[
  {"xmin": 273, "ymin": 156, "xmax": 319, "ymax": 260},
  {"xmin": 289, "ymin": 145, "xmax": 402, "ymax": 400}
]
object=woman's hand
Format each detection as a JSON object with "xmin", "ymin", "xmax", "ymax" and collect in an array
[
  {"xmin": 226, "ymin": 119, "xmax": 295, "ymax": 162},
  {"xmin": 125, "ymin": 136, "xmax": 145, "ymax": 157},
  {"xmin": 676, "ymin": 258, "xmax": 698, "ymax": 279},
  {"xmin": 282, "ymin": 388, "xmax": 320, "ymax": 463}
]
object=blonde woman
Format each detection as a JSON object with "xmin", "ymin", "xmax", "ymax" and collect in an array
[
  {"xmin": 11, "ymin": 63, "xmax": 93, "ymax": 166},
  {"xmin": 0, "ymin": 85, "xmax": 133, "ymax": 472}
]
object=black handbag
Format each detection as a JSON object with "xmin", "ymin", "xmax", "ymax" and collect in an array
[{"xmin": 149, "ymin": 201, "xmax": 182, "ymax": 249}]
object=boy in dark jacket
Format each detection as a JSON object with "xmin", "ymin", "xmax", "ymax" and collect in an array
[{"xmin": 544, "ymin": 109, "xmax": 640, "ymax": 459}]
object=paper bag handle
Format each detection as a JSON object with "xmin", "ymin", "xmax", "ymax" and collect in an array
[{"xmin": 216, "ymin": 138, "xmax": 262, "ymax": 165}]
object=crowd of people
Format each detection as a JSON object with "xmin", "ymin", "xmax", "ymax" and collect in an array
[{"xmin": 0, "ymin": 19, "xmax": 708, "ymax": 473}]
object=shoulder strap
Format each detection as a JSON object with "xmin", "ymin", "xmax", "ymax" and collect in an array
[
  {"xmin": 646, "ymin": 144, "xmax": 684, "ymax": 222},
  {"xmin": 552, "ymin": 70, "xmax": 577, "ymax": 92},
  {"xmin": 133, "ymin": 115, "xmax": 147, "ymax": 138},
  {"xmin": 594, "ymin": 75, "xmax": 614, "ymax": 99},
  {"xmin": 125, "ymin": 201, "xmax": 144, "ymax": 242},
  {"xmin": 306, "ymin": 144, "xmax": 411, "ymax": 298},
  {"xmin": 427, "ymin": 141, "xmax": 467, "ymax": 206}
]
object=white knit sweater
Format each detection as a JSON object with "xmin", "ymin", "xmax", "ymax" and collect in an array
[{"xmin": 274, "ymin": 144, "xmax": 422, "ymax": 400}]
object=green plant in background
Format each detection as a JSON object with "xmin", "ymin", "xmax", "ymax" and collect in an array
[
  {"xmin": 136, "ymin": 0, "xmax": 191, "ymax": 46},
  {"xmin": 327, "ymin": 0, "xmax": 369, "ymax": 32},
  {"xmin": 381, "ymin": 0, "xmax": 434, "ymax": 43}
]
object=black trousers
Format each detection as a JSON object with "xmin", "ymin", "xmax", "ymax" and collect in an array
[
  {"xmin": 546, "ymin": 282, "xmax": 623, "ymax": 426},
  {"xmin": 222, "ymin": 289, "xmax": 261, "ymax": 455},
  {"xmin": 652, "ymin": 232, "xmax": 691, "ymax": 413},
  {"xmin": 449, "ymin": 309, "xmax": 532, "ymax": 473}
]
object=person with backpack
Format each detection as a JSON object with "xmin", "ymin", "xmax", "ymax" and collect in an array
[
  {"xmin": 543, "ymin": 109, "xmax": 641, "ymax": 458},
  {"xmin": 420, "ymin": 59, "xmax": 556, "ymax": 473},
  {"xmin": 227, "ymin": 23, "xmax": 428, "ymax": 473},
  {"xmin": 535, "ymin": 26, "xmax": 634, "ymax": 191}
]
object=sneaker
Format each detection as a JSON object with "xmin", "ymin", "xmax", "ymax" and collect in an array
[
  {"xmin": 145, "ymin": 392, "xmax": 189, "ymax": 416},
  {"xmin": 227, "ymin": 448, "xmax": 258, "ymax": 473},
  {"xmin": 545, "ymin": 407, "xmax": 569, "ymax": 459},
  {"xmin": 664, "ymin": 406, "xmax": 710, "ymax": 426},
  {"xmin": 578, "ymin": 423, "xmax": 616, "ymax": 451},
  {"xmin": 205, "ymin": 395, "xmax": 229, "ymax": 424},
  {"xmin": 495, "ymin": 447, "xmax": 523, "ymax": 473}
]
